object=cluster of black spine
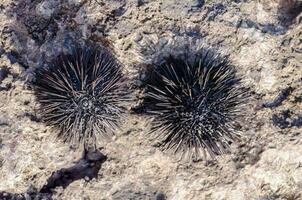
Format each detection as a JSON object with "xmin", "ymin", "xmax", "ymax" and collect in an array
[
  {"xmin": 143, "ymin": 50, "xmax": 248, "ymax": 159},
  {"xmin": 34, "ymin": 45, "xmax": 128, "ymax": 149}
]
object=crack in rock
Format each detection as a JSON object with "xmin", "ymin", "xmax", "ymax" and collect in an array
[
  {"xmin": 263, "ymin": 87, "xmax": 294, "ymax": 108},
  {"xmin": 0, "ymin": 150, "xmax": 107, "ymax": 199},
  {"xmin": 40, "ymin": 150, "xmax": 107, "ymax": 193}
]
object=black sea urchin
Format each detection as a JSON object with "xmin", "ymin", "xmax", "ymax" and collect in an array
[
  {"xmin": 34, "ymin": 45, "xmax": 128, "ymax": 149},
  {"xmin": 144, "ymin": 50, "xmax": 248, "ymax": 159}
]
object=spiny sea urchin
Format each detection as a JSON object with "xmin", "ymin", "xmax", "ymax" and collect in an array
[
  {"xmin": 144, "ymin": 50, "xmax": 248, "ymax": 159},
  {"xmin": 34, "ymin": 44, "xmax": 128, "ymax": 149}
]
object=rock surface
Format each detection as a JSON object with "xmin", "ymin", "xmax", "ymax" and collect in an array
[{"xmin": 0, "ymin": 0, "xmax": 302, "ymax": 199}]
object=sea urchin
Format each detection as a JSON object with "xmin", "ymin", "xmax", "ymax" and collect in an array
[
  {"xmin": 144, "ymin": 50, "xmax": 248, "ymax": 159},
  {"xmin": 34, "ymin": 44, "xmax": 128, "ymax": 149}
]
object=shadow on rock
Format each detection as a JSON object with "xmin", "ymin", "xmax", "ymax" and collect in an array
[{"xmin": 40, "ymin": 149, "xmax": 107, "ymax": 193}]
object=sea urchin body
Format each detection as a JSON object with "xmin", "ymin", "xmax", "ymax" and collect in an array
[
  {"xmin": 34, "ymin": 45, "xmax": 128, "ymax": 149},
  {"xmin": 144, "ymin": 50, "xmax": 248, "ymax": 159}
]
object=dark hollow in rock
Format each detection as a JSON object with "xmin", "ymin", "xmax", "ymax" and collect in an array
[
  {"xmin": 278, "ymin": 0, "xmax": 302, "ymax": 25},
  {"xmin": 156, "ymin": 192, "xmax": 167, "ymax": 200},
  {"xmin": 0, "ymin": 67, "xmax": 9, "ymax": 84},
  {"xmin": 272, "ymin": 109, "xmax": 302, "ymax": 129},
  {"xmin": 40, "ymin": 150, "xmax": 107, "ymax": 193},
  {"xmin": 262, "ymin": 86, "xmax": 293, "ymax": 108},
  {"xmin": 143, "ymin": 49, "xmax": 249, "ymax": 160},
  {"xmin": 272, "ymin": 110, "xmax": 292, "ymax": 129}
]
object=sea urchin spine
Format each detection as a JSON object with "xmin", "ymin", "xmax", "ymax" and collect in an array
[
  {"xmin": 34, "ymin": 44, "xmax": 128, "ymax": 149},
  {"xmin": 144, "ymin": 50, "xmax": 248, "ymax": 159}
]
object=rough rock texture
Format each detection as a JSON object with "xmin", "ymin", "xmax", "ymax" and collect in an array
[{"xmin": 0, "ymin": 0, "xmax": 302, "ymax": 199}]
